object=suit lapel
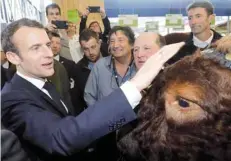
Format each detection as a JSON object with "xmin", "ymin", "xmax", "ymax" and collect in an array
[
  {"xmin": 42, "ymin": 94, "xmax": 68, "ymax": 116},
  {"xmin": 11, "ymin": 74, "xmax": 68, "ymax": 117}
]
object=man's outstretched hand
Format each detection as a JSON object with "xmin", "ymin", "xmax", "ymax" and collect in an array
[{"xmin": 131, "ymin": 42, "xmax": 185, "ymax": 91}]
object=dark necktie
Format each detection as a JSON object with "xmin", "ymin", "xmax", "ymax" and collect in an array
[{"xmin": 43, "ymin": 81, "xmax": 67, "ymax": 113}]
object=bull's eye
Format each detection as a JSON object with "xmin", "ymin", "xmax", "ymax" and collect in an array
[
  {"xmin": 165, "ymin": 89, "xmax": 207, "ymax": 124},
  {"xmin": 178, "ymin": 98, "xmax": 189, "ymax": 108}
]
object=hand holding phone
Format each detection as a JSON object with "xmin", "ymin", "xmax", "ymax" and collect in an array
[
  {"xmin": 99, "ymin": 8, "xmax": 106, "ymax": 18},
  {"xmin": 51, "ymin": 20, "xmax": 68, "ymax": 29},
  {"xmin": 46, "ymin": 23, "xmax": 57, "ymax": 31}
]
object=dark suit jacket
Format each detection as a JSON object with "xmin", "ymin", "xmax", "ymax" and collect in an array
[
  {"xmin": 1, "ymin": 128, "xmax": 30, "ymax": 161},
  {"xmin": 1, "ymin": 74, "xmax": 136, "ymax": 161},
  {"xmin": 1, "ymin": 67, "xmax": 8, "ymax": 89},
  {"xmin": 1, "ymin": 64, "xmax": 16, "ymax": 89}
]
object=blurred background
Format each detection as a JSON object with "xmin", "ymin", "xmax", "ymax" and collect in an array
[{"xmin": 1, "ymin": 0, "xmax": 230, "ymax": 36}]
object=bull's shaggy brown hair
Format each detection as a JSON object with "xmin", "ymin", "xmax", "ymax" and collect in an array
[{"xmin": 117, "ymin": 55, "xmax": 231, "ymax": 161}]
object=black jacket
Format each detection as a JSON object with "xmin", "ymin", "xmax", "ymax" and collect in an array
[
  {"xmin": 167, "ymin": 29, "xmax": 222, "ymax": 65},
  {"xmin": 1, "ymin": 64, "xmax": 16, "ymax": 89},
  {"xmin": 72, "ymin": 57, "xmax": 91, "ymax": 115}
]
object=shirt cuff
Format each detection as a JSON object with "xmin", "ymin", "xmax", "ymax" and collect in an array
[{"xmin": 120, "ymin": 81, "xmax": 142, "ymax": 109}]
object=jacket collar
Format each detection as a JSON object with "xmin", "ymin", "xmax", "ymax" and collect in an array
[
  {"xmin": 186, "ymin": 29, "xmax": 222, "ymax": 46},
  {"xmin": 9, "ymin": 74, "xmax": 68, "ymax": 116}
]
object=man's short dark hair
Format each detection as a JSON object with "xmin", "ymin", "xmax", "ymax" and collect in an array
[
  {"xmin": 46, "ymin": 31, "xmax": 60, "ymax": 40},
  {"xmin": 79, "ymin": 28, "xmax": 99, "ymax": 43},
  {"xmin": 1, "ymin": 18, "xmax": 44, "ymax": 55},
  {"xmin": 108, "ymin": 26, "xmax": 135, "ymax": 46},
  {"xmin": 46, "ymin": 3, "xmax": 61, "ymax": 16},
  {"xmin": 186, "ymin": 1, "xmax": 214, "ymax": 16}
]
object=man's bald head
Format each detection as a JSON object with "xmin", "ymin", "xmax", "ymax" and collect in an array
[{"xmin": 134, "ymin": 32, "xmax": 166, "ymax": 70}]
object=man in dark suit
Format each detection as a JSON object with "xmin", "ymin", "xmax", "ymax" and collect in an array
[{"xmin": 1, "ymin": 18, "xmax": 184, "ymax": 161}]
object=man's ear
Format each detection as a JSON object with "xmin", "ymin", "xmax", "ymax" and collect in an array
[
  {"xmin": 6, "ymin": 51, "xmax": 21, "ymax": 66},
  {"xmin": 209, "ymin": 14, "xmax": 215, "ymax": 25}
]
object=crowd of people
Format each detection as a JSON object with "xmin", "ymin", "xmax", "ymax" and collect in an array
[{"xmin": 1, "ymin": 1, "xmax": 231, "ymax": 161}]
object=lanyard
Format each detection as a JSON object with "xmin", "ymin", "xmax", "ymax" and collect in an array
[{"xmin": 112, "ymin": 56, "xmax": 134, "ymax": 87}]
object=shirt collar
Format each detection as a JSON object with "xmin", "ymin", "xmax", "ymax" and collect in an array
[
  {"xmin": 193, "ymin": 30, "xmax": 214, "ymax": 48},
  {"xmin": 16, "ymin": 71, "xmax": 45, "ymax": 90},
  {"xmin": 2, "ymin": 61, "xmax": 9, "ymax": 69},
  {"xmin": 88, "ymin": 62, "xmax": 95, "ymax": 70},
  {"xmin": 106, "ymin": 55, "xmax": 136, "ymax": 72},
  {"xmin": 105, "ymin": 55, "xmax": 113, "ymax": 70},
  {"xmin": 54, "ymin": 54, "xmax": 60, "ymax": 61}
]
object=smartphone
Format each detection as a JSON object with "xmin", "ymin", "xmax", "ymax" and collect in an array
[
  {"xmin": 51, "ymin": 20, "xmax": 68, "ymax": 29},
  {"xmin": 88, "ymin": 6, "xmax": 100, "ymax": 13}
]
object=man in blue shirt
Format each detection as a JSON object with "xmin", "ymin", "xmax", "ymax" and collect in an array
[{"xmin": 84, "ymin": 26, "xmax": 137, "ymax": 106}]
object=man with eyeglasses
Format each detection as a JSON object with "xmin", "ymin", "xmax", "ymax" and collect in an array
[{"xmin": 83, "ymin": 26, "xmax": 136, "ymax": 161}]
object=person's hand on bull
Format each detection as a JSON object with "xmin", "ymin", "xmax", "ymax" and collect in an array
[{"xmin": 212, "ymin": 35, "xmax": 231, "ymax": 53}]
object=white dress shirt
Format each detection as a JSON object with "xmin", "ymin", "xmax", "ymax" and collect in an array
[
  {"xmin": 54, "ymin": 55, "xmax": 60, "ymax": 61},
  {"xmin": 193, "ymin": 30, "xmax": 214, "ymax": 48},
  {"xmin": 16, "ymin": 71, "xmax": 69, "ymax": 113},
  {"xmin": 120, "ymin": 81, "xmax": 142, "ymax": 109}
]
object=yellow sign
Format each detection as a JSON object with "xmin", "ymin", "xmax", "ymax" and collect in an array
[{"xmin": 165, "ymin": 14, "xmax": 183, "ymax": 28}]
